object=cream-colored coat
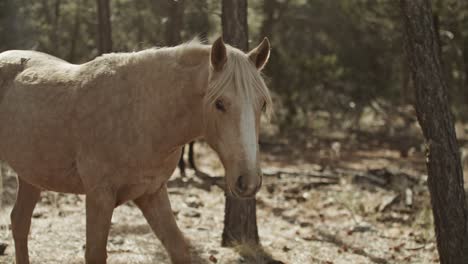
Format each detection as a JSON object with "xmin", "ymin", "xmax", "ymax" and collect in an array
[{"xmin": 0, "ymin": 37, "xmax": 271, "ymax": 264}]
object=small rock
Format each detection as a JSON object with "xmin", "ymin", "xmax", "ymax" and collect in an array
[
  {"xmin": 271, "ymin": 207, "xmax": 285, "ymax": 216},
  {"xmin": 185, "ymin": 197, "xmax": 204, "ymax": 208},
  {"xmin": 110, "ymin": 236, "xmax": 124, "ymax": 245},
  {"xmin": 266, "ymin": 185, "xmax": 275, "ymax": 194},
  {"xmin": 377, "ymin": 193, "xmax": 399, "ymax": 212},
  {"xmin": 351, "ymin": 223, "xmax": 374, "ymax": 233},
  {"xmin": 32, "ymin": 212, "xmax": 43, "ymax": 218},
  {"xmin": 299, "ymin": 221, "xmax": 313, "ymax": 227},
  {"xmin": 209, "ymin": 255, "xmax": 218, "ymax": 263},
  {"xmin": 183, "ymin": 210, "xmax": 201, "ymax": 218}
]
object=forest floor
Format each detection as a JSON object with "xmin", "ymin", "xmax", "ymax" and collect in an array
[{"xmin": 0, "ymin": 126, "xmax": 457, "ymax": 264}]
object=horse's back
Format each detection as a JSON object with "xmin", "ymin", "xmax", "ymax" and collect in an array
[{"xmin": 0, "ymin": 50, "xmax": 68, "ymax": 64}]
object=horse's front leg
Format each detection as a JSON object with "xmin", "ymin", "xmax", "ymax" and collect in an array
[
  {"xmin": 134, "ymin": 185, "xmax": 191, "ymax": 264},
  {"xmin": 85, "ymin": 187, "xmax": 115, "ymax": 264},
  {"xmin": 11, "ymin": 178, "xmax": 41, "ymax": 264}
]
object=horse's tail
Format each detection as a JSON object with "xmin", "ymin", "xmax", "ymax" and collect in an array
[{"xmin": 0, "ymin": 57, "xmax": 27, "ymax": 104}]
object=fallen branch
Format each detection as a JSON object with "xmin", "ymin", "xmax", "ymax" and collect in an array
[{"xmin": 262, "ymin": 168, "xmax": 340, "ymax": 181}]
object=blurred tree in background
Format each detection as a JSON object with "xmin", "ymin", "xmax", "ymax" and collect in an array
[{"xmin": 2, "ymin": 0, "xmax": 468, "ymax": 132}]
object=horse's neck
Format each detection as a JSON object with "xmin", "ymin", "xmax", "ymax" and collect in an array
[{"xmin": 144, "ymin": 52, "xmax": 209, "ymax": 151}]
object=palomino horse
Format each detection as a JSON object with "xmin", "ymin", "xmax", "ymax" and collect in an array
[{"xmin": 0, "ymin": 36, "xmax": 272, "ymax": 264}]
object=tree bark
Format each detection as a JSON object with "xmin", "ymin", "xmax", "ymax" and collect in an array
[
  {"xmin": 51, "ymin": 0, "xmax": 61, "ymax": 52},
  {"xmin": 96, "ymin": 0, "xmax": 112, "ymax": 54},
  {"xmin": 220, "ymin": 0, "xmax": 260, "ymax": 247},
  {"xmin": 259, "ymin": 0, "xmax": 276, "ymax": 40},
  {"xmin": 165, "ymin": 0, "xmax": 184, "ymax": 46},
  {"xmin": 400, "ymin": 1, "xmax": 468, "ymax": 263},
  {"xmin": 221, "ymin": 0, "xmax": 248, "ymax": 50},
  {"xmin": 68, "ymin": 0, "xmax": 82, "ymax": 62},
  {"xmin": 0, "ymin": 0, "xmax": 19, "ymax": 51},
  {"xmin": 0, "ymin": 163, "xmax": 3, "ymax": 209}
]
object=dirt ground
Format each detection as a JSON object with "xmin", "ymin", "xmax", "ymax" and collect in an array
[{"xmin": 0, "ymin": 131, "xmax": 446, "ymax": 264}]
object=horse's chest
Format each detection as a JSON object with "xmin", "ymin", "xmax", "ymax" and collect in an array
[{"xmin": 102, "ymin": 150, "xmax": 182, "ymax": 204}]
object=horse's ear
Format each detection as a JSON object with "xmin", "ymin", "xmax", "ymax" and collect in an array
[
  {"xmin": 211, "ymin": 36, "xmax": 227, "ymax": 71},
  {"xmin": 248, "ymin": 37, "xmax": 270, "ymax": 71}
]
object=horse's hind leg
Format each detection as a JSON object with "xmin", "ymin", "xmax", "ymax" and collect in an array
[
  {"xmin": 85, "ymin": 187, "xmax": 115, "ymax": 264},
  {"xmin": 11, "ymin": 178, "xmax": 41, "ymax": 264},
  {"xmin": 134, "ymin": 185, "xmax": 191, "ymax": 264}
]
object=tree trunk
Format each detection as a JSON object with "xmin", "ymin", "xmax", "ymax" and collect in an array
[
  {"xmin": 259, "ymin": 0, "xmax": 289, "ymax": 42},
  {"xmin": 193, "ymin": 0, "xmax": 209, "ymax": 42},
  {"xmin": 259, "ymin": 0, "xmax": 275, "ymax": 40},
  {"xmin": 68, "ymin": 0, "xmax": 82, "ymax": 62},
  {"xmin": 96, "ymin": 0, "xmax": 112, "ymax": 54},
  {"xmin": 458, "ymin": 2, "xmax": 468, "ymax": 100},
  {"xmin": 220, "ymin": 0, "xmax": 260, "ymax": 247},
  {"xmin": 51, "ymin": 0, "xmax": 61, "ymax": 52},
  {"xmin": 0, "ymin": 0, "xmax": 19, "ymax": 51},
  {"xmin": 221, "ymin": 0, "xmax": 248, "ymax": 50},
  {"xmin": 165, "ymin": 0, "xmax": 184, "ymax": 46},
  {"xmin": 0, "ymin": 163, "xmax": 3, "ymax": 209},
  {"xmin": 400, "ymin": 1, "xmax": 468, "ymax": 263},
  {"xmin": 462, "ymin": 34, "xmax": 468, "ymax": 101}
]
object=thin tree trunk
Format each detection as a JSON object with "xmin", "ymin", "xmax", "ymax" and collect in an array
[
  {"xmin": 221, "ymin": 0, "xmax": 260, "ymax": 247},
  {"xmin": 134, "ymin": 1, "xmax": 145, "ymax": 50},
  {"xmin": 0, "ymin": 163, "xmax": 3, "ymax": 210},
  {"xmin": 96, "ymin": 0, "xmax": 112, "ymax": 54},
  {"xmin": 194, "ymin": 0, "xmax": 209, "ymax": 42},
  {"xmin": 260, "ymin": 0, "xmax": 275, "ymax": 40},
  {"xmin": 51, "ymin": 0, "xmax": 61, "ymax": 52},
  {"xmin": 165, "ymin": 0, "xmax": 184, "ymax": 46},
  {"xmin": 68, "ymin": 0, "xmax": 82, "ymax": 62},
  {"xmin": 463, "ymin": 36, "xmax": 468, "ymax": 101},
  {"xmin": 458, "ymin": 2, "xmax": 468, "ymax": 101},
  {"xmin": 400, "ymin": 1, "xmax": 468, "ymax": 263},
  {"xmin": 221, "ymin": 0, "xmax": 248, "ymax": 50},
  {"xmin": 259, "ymin": 0, "xmax": 289, "ymax": 42},
  {"xmin": 1, "ymin": 0, "xmax": 19, "ymax": 50}
]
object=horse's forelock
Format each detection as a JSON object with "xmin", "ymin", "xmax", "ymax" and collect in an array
[{"xmin": 204, "ymin": 47, "xmax": 273, "ymax": 118}]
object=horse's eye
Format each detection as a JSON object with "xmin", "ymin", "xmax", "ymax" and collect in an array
[
  {"xmin": 261, "ymin": 101, "xmax": 267, "ymax": 112},
  {"xmin": 215, "ymin": 99, "xmax": 226, "ymax": 112}
]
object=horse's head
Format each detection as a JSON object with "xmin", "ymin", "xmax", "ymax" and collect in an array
[{"xmin": 203, "ymin": 37, "xmax": 272, "ymax": 199}]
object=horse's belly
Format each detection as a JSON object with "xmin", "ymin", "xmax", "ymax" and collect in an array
[
  {"xmin": 16, "ymin": 163, "xmax": 85, "ymax": 194},
  {"xmin": 0, "ymin": 81, "xmax": 82, "ymax": 193}
]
